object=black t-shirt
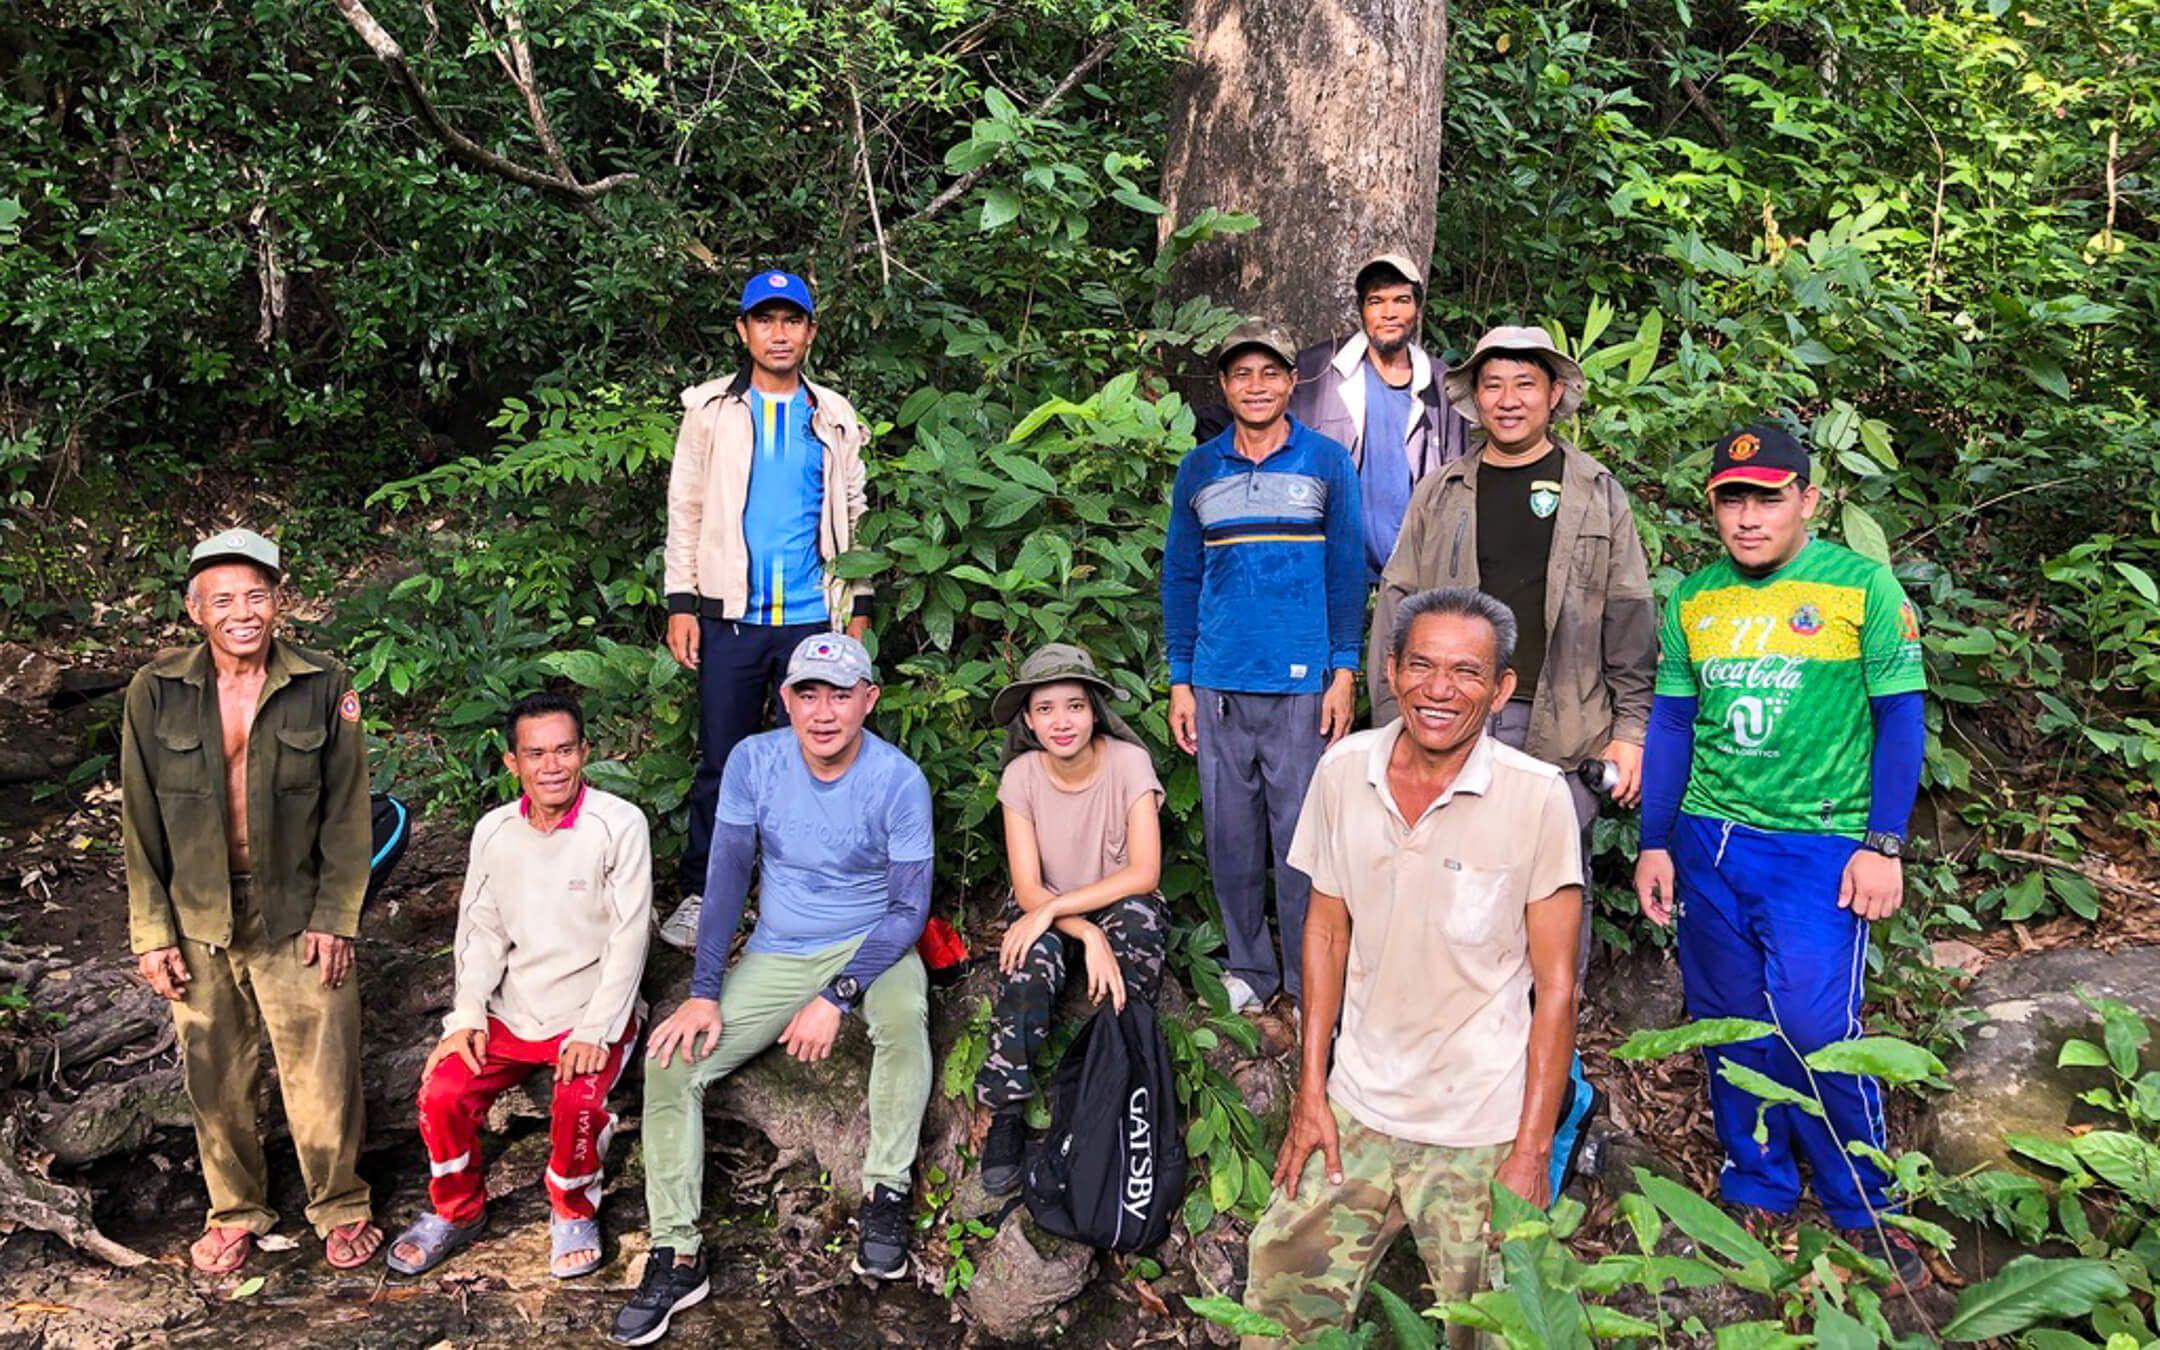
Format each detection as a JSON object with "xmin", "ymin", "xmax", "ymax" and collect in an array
[{"xmin": 1475, "ymin": 445, "xmax": 1565, "ymax": 699}]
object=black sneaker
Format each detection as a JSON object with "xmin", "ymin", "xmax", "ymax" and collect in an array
[
  {"xmin": 851, "ymin": 1184, "xmax": 911, "ymax": 1280},
  {"xmin": 981, "ymin": 1111, "xmax": 1026, "ymax": 1197},
  {"xmin": 608, "ymin": 1247, "xmax": 710, "ymax": 1346},
  {"xmin": 1842, "ymin": 1224, "xmax": 1933, "ymax": 1293}
]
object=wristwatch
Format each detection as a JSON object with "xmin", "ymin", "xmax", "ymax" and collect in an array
[
  {"xmin": 1862, "ymin": 831, "xmax": 1904, "ymax": 858},
  {"xmin": 826, "ymin": 974, "xmax": 862, "ymax": 1009}
]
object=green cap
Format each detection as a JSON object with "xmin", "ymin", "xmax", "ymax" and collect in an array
[
  {"xmin": 1215, "ymin": 318, "xmax": 1300, "ymax": 373},
  {"xmin": 187, "ymin": 528, "xmax": 281, "ymax": 581}
]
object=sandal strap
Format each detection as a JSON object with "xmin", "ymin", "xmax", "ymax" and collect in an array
[
  {"xmin": 550, "ymin": 1216, "xmax": 601, "ymax": 1258},
  {"xmin": 386, "ymin": 1214, "xmax": 476, "ymax": 1272}
]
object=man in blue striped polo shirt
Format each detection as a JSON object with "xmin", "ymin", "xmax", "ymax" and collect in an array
[{"xmin": 1163, "ymin": 319, "xmax": 1364, "ymax": 1013}]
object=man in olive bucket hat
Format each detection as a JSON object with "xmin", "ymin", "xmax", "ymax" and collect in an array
[
  {"xmin": 974, "ymin": 643, "xmax": 1168, "ymax": 1195},
  {"xmin": 1368, "ymin": 325, "xmax": 1657, "ymax": 970}
]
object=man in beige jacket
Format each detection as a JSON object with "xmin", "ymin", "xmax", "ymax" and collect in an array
[
  {"xmin": 1369, "ymin": 326, "xmax": 1657, "ymax": 963},
  {"xmin": 659, "ymin": 268, "xmax": 872, "ymax": 949}
]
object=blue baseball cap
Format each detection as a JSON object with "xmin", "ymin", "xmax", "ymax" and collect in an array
[{"xmin": 739, "ymin": 269, "xmax": 815, "ymax": 317}]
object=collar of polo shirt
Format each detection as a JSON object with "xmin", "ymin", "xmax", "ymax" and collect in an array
[{"xmin": 1365, "ymin": 723, "xmax": 1497, "ymax": 827}]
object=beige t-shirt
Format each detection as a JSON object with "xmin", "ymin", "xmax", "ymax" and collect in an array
[
  {"xmin": 1287, "ymin": 725, "xmax": 1583, "ymax": 1147},
  {"xmin": 998, "ymin": 739, "xmax": 1164, "ymax": 894}
]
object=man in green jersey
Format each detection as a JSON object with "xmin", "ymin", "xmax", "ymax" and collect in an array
[{"xmin": 1634, "ymin": 424, "xmax": 1930, "ymax": 1290}]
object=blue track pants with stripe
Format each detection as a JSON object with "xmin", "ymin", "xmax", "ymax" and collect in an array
[{"xmin": 1672, "ymin": 813, "xmax": 1892, "ymax": 1227}]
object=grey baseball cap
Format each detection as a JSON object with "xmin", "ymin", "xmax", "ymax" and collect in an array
[
  {"xmin": 783, "ymin": 632, "xmax": 876, "ymax": 689},
  {"xmin": 1216, "ymin": 318, "xmax": 1300, "ymax": 372},
  {"xmin": 187, "ymin": 527, "xmax": 281, "ymax": 581}
]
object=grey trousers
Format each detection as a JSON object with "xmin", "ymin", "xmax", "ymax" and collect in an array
[
  {"xmin": 1489, "ymin": 700, "xmax": 1598, "ymax": 977},
  {"xmin": 1196, "ymin": 687, "xmax": 1326, "ymax": 1002}
]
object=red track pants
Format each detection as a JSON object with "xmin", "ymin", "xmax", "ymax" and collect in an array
[{"xmin": 415, "ymin": 1016, "xmax": 638, "ymax": 1223}]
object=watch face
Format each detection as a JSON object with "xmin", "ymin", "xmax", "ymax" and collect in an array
[{"xmin": 835, "ymin": 977, "xmax": 860, "ymax": 1000}]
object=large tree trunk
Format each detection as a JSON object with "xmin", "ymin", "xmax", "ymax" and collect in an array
[{"xmin": 1160, "ymin": 0, "xmax": 1449, "ymax": 357}]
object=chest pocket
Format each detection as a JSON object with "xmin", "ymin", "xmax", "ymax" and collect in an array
[
  {"xmin": 1443, "ymin": 861, "xmax": 1522, "ymax": 948},
  {"xmin": 274, "ymin": 725, "xmax": 326, "ymax": 793},
  {"xmin": 153, "ymin": 728, "xmax": 211, "ymax": 797}
]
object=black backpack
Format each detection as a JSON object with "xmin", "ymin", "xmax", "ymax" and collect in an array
[{"xmin": 1022, "ymin": 999, "xmax": 1186, "ymax": 1252}]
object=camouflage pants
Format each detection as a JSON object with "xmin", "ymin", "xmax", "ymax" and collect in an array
[
  {"xmin": 974, "ymin": 892, "xmax": 1166, "ymax": 1109},
  {"xmin": 1243, "ymin": 1101, "xmax": 1509, "ymax": 1350}
]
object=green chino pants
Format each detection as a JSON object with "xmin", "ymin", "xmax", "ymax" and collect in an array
[{"xmin": 641, "ymin": 937, "xmax": 930, "ymax": 1254}]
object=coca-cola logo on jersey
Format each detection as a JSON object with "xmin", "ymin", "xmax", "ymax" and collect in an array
[{"xmin": 1699, "ymin": 654, "xmax": 1806, "ymax": 690}]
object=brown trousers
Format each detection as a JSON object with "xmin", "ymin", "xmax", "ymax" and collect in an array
[{"xmin": 168, "ymin": 876, "xmax": 370, "ymax": 1235}]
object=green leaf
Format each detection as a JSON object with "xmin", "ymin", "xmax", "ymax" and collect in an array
[
  {"xmin": 1610, "ymin": 1018, "xmax": 1776, "ymax": 1060},
  {"xmin": 1369, "ymin": 1283, "xmax": 1438, "ymax": 1350},
  {"xmin": 1939, "ymin": 1256, "xmax": 2128, "ymax": 1340},
  {"xmin": 1627, "ymin": 309, "xmax": 1664, "ymax": 385},
  {"xmin": 1501, "ymin": 1238, "xmax": 1591, "ymax": 1350},
  {"xmin": 1803, "ymin": 1036, "xmax": 1946, "ymax": 1086},
  {"xmin": 2005, "ymin": 1131, "xmax": 2086, "ymax": 1176},
  {"xmin": 1841, "ymin": 501, "xmax": 1892, "ymax": 564},
  {"xmin": 229, "ymin": 1275, "xmax": 266, "ymax": 1300},
  {"xmin": 980, "ymin": 187, "xmax": 1021, "ymax": 232},
  {"xmin": 1882, "ymin": 1212, "xmax": 1956, "ymax": 1254},
  {"xmin": 2112, "ymin": 562, "xmax": 2159, "ymax": 604},
  {"xmin": 1814, "ymin": 401, "xmax": 1861, "ymax": 452},
  {"xmin": 982, "ymin": 86, "xmax": 1019, "ymax": 122},
  {"xmin": 2025, "ymin": 359, "xmax": 2072, "ymax": 399},
  {"xmin": 896, "ymin": 387, "xmax": 941, "ymax": 427},
  {"xmin": 1182, "ymin": 1295, "xmax": 1284, "ymax": 1337},
  {"xmin": 1634, "ymin": 1170, "xmax": 1785, "ymax": 1291},
  {"xmin": 1719, "ymin": 1061, "xmax": 1826, "ymax": 1117},
  {"xmin": 2068, "ymin": 1131, "xmax": 2160, "ymax": 1207},
  {"xmin": 2103, "ymin": 1006, "xmax": 2151, "ymax": 1077},
  {"xmin": 1810, "ymin": 1296, "xmax": 1880, "ymax": 1350}
]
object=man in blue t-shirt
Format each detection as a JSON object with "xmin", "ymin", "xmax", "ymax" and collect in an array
[
  {"xmin": 1163, "ymin": 319, "xmax": 1365, "ymax": 1014},
  {"xmin": 608, "ymin": 634, "xmax": 932, "ymax": 1346},
  {"xmin": 659, "ymin": 269, "xmax": 875, "ymax": 953}
]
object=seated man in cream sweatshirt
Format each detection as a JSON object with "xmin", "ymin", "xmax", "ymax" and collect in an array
[{"xmin": 387, "ymin": 690, "xmax": 652, "ymax": 1280}]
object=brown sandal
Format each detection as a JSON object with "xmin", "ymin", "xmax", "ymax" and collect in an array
[
  {"xmin": 324, "ymin": 1220, "xmax": 383, "ymax": 1269},
  {"xmin": 190, "ymin": 1226, "xmax": 255, "ymax": 1275}
]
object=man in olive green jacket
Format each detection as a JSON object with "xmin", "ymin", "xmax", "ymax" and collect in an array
[
  {"xmin": 1369, "ymin": 328, "xmax": 1657, "ymax": 963},
  {"xmin": 120, "ymin": 529, "xmax": 379, "ymax": 1274}
]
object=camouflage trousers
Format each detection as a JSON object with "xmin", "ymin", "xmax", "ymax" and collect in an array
[
  {"xmin": 974, "ymin": 892, "xmax": 1166, "ymax": 1109},
  {"xmin": 1243, "ymin": 1101, "xmax": 1509, "ymax": 1349}
]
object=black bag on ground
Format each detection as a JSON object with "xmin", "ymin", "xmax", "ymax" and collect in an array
[
  {"xmin": 366, "ymin": 792, "xmax": 412, "ymax": 905},
  {"xmin": 1022, "ymin": 999, "xmax": 1185, "ymax": 1252}
]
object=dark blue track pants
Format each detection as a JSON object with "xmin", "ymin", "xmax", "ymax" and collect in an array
[
  {"xmin": 679, "ymin": 618, "xmax": 826, "ymax": 892},
  {"xmin": 1672, "ymin": 813, "xmax": 1893, "ymax": 1227}
]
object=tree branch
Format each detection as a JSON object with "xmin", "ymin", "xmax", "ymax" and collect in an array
[
  {"xmin": 846, "ymin": 75, "xmax": 892, "ymax": 287},
  {"xmin": 2064, "ymin": 128, "xmax": 2158, "ymax": 201},
  {"xmin": 867, "ymin": 32, "xmax": 1118, "ymax": 246},
  {"xmin": 329, "ymin": 0, "xmax": 636, "ymax": 205}
]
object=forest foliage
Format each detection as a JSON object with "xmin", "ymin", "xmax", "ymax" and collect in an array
[{"xmin": 3, "ymin": 0, "xmax": 2159, "ymax": 1337}]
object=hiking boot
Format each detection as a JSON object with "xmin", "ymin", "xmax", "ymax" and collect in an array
[
  {"xmin": 657, "ymin": 895, "xmax": 702, "ymax": 952},
  {"xmin": 852, "ymin": 1184, "xmax": 911, "ymax": 1280},
  {"xmin": 608, "ymin": 1247, "xmax": 710, "ymax": 1346},
  {"xmin": 1843, "ymin": 1224, "xmax": 1933, "ymax": 1293},
  {"xmin": 981, "ymin": 1110, "xmax": 1026, "ymax": 1197}
]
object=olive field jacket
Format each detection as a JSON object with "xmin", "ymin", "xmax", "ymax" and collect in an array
[
  {"xmin": 1369, "ymin": 438, "xmax": 1658, "ymax": 768},
  {"xmin": 120, "ymin": 640, "xmax": 370, "ymax": 953}
]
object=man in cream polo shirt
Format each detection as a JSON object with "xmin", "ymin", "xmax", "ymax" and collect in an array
[{"xmin": 1243, "ymin": 586, "xmax": 1584, "ymax": 1347}]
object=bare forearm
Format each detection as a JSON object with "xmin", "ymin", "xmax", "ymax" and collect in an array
[
  {"xmin": 1512, "ymin": 979, "xmax": 1577, "ymax": 1157},
  {"xmin": 1035, "ymin": 864, "xmax": 1157, "ymax": 920},
  {"xmin": 1297, "ymin": 913, "xmax": 1350, "ymax": 1094}
]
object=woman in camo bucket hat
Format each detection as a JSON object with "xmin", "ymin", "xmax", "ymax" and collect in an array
[
  {"xmin": 990, "ymin": 642, "xmax": 1147, "ymax": 766},
  {"xmin": 974, "ymin": 640, "xmax": 1168, "ymax": 1197}
]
